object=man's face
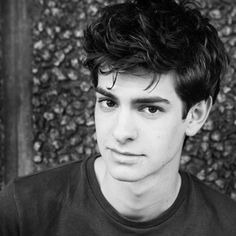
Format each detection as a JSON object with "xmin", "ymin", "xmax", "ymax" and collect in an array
[{"xmin": 95, "ymin": 68, "xmax": 188, "ymax": 182}]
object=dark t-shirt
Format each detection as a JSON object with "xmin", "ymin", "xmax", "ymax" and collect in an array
[{"xmin": 1, "ymin": 155, "xmax": 236, "ymax": 236}]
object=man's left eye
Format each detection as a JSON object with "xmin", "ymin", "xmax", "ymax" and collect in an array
[
  {"xmin": 144, "ymin": 106, "xmax": 159, "ymax": 114},
  {"xmin": 143, "ymin": 106, "xmax": 160, "ymax": 114}
]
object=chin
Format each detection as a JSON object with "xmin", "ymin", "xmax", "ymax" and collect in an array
[{"xmin": 108, "ymin": 168, "xmax": 145, "ymax": 183}]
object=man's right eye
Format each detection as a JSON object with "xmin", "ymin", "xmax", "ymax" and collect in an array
[
  {"xmin": 103, "ymin": 100, "xmax": 116, "ymax": 107},
  {"xmin": 97, "ymin": 98, "xmax": 117, "ymax": 110}
]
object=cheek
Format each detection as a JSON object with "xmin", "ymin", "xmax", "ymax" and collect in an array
[
  {"xmin": 165, "ymin": 123, "xmax": 186, "ymax": 154},
  {"xmin": 95, "ymin": 109, "xmax": 112, "ymax": 143},
  {"xmin": 95, "ymin": 109, "xmax": 104, "ymax": 138},
  {"xmin": 143, "ymin": 119, "xmax": 185, "ymax": 151}
]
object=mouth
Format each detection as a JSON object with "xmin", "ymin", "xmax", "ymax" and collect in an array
[
  {"xmin": 107, "ymin": 147, "xmax": 145, "ymax": 165},
  {"xmin": 108, "ymin": 147, "xmax": 143, "ymax": 157}
]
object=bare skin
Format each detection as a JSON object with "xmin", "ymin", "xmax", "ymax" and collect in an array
[{"xmin": 94, "ymin": 68, "xmax": 212, "ymax": 221}]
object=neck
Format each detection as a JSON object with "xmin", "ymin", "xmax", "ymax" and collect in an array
[{"xmin": 94, "ymin": 157, "xmax": 182, "ymax": 222}]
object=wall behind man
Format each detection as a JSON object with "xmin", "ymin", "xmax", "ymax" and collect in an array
[
  {"xmin": 0, "ymin": 0, "xmax": 236, "ymax": 198},
  {"xmin": 0, "ymin": 1, "xmax": 4, "ymax": 190}
]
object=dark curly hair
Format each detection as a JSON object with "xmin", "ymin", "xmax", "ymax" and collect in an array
[{"xmin": 83, "ymin": 0, "xmax": 229, "ymax": 118}]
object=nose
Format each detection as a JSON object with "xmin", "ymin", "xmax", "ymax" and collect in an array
[{"xmin": 112, "ymin": 109, "xmax": 138, "ymax": 144}]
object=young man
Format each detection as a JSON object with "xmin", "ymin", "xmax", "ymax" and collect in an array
[{"xmin": 1, "ymin": 0, "xmax": 236, "ymax": 235}]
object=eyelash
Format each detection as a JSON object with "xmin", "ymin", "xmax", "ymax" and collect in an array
[
  {"xmin": 139, "ymin": 105, "xmax": 163, "ymax": 114},
  {"xmin": 97, "ymin": 98, "xmax": 117, "ymax": 111},
  {"xmin": 97, "ymin": 97, "xmax": 164, "ymax": 116}
]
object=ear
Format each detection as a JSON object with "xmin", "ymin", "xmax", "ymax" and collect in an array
[{"xmin": 185, "ymin": 97, "xmax": 212, "ymax": 137}]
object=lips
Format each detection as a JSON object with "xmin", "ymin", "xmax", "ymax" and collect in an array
[
  {"xmin": 108, "ymin": 147, "xmax": 143, "ymax": 157},
  {"xmin": 108, "ymin": 147, "xmax": 144, "ymax": 165}
]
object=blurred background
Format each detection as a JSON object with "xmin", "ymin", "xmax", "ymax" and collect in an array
[{"xmin": 0, "ymin": 0, "xmax": 235, "ymax": 200}]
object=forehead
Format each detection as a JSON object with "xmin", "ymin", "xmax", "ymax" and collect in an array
[{"xmin": 97, "ymin": 69, "xmax": 179, "ymax": 101}]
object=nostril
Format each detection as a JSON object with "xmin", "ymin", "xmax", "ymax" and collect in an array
[{"xmin": 112, "ymin": 122, "xmax": 138, "ymax": 144}]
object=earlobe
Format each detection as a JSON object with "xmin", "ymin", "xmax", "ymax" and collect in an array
[{"xmin": 185, "ymin": 97, "xmax": 212, "ymax": 137}]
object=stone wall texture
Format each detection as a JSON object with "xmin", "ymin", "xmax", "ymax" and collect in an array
[{"xmin": 1, "ymin": 0, "xmax": 236, "ymax": 198}]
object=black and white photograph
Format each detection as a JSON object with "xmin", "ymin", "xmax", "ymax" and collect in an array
[{"xmin": 0, "ymin": 0, "xmax": 236, "ymax": 235}]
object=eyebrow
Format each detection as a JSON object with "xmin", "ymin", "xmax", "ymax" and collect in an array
[
  {"xmin": 95, "ymin": 87, "xmax": 170, "ymax": 105},
  {"xmin": 95, "ymin": 87, "xmax": 117, "ymax": 100}
]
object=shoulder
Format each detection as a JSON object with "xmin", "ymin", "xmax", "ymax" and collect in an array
[
  {"xmin": 0, "ymin": 157, "xmax": 91, "ymax": 231},
  {"xmin": 0, "ymin": 180, "xmax": 19, "ymax": 234},
  {"xmin": 1, "ymin": 157, "xmax": 89, "ymax": 213},
  {"xmin": 13, "ymin": 158, "xmax": 86, "ymax": 200},
  {"xmin": 188, "ymin": 173, "xmax": 236, "ymax": 206},
  {"xmin": 186, "ymin": 172, "xmax": 236, "ymax": 231}
]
